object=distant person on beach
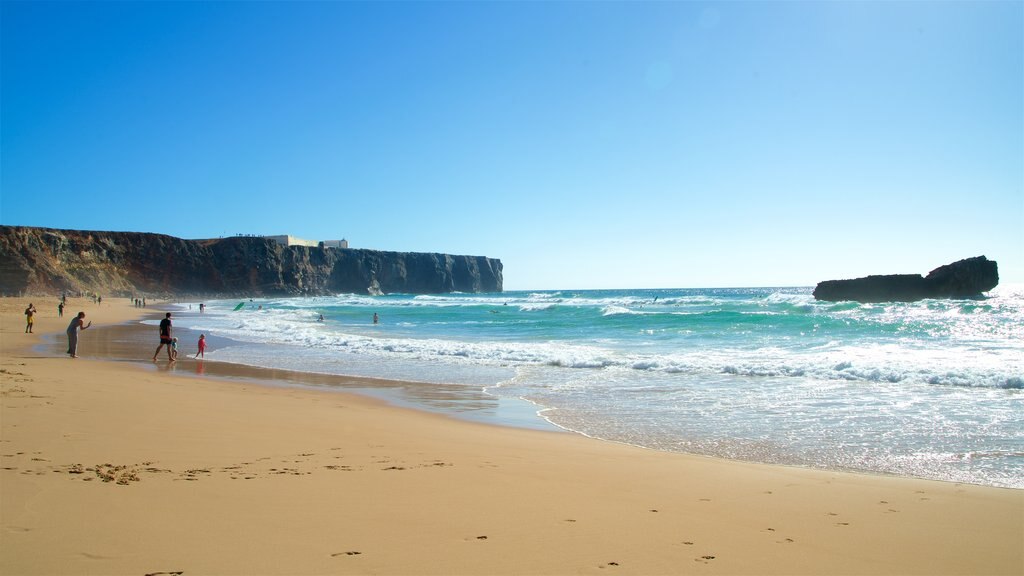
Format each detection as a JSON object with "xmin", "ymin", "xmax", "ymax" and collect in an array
[
  {"xmin": 152, "ymin": 312, "xmax": 174, "ymax": 362},
  {"xmin": 58, "ymin": 301, "xmax": 64, "ymax": 317},
  {"xmin": 373, "ymin": 312, "xmax": 379, "ymax": 324},
  {"xmin": 24, "ymin": 303, "xmax": 36, "ymax": 333},
  {"xmin": 196, "ymin": 334, "xmax": 207, "ymax": 358},
  {"xmin": 66, "ymin": 312, "xmax": 91, "ymax": 358},
  {"xmin": 200, "ymin": 303, "xmax": 205, "ymax": 313}
]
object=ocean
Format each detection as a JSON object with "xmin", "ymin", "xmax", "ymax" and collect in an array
[{"xmin": 161, "ymin": 286, "xmax": 1023, "ymax": 489}]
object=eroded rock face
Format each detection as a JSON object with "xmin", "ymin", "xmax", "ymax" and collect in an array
[
  {"xmin": 813, "ymin": 256, "xmax": 998, "ymax": 302},
  {"xmin": 0, "ymin": 226, "xmax": 502, "ymax": 296}
]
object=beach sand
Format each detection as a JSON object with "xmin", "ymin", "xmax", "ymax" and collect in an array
[{"xmin": 1, "ymin": 297, "xmax": 1021, "ymax": 575}]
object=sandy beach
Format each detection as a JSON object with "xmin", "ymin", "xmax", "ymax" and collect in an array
[{"xmin": 1, "ymin": 297, "xmax": 1020, "ymax": 575}]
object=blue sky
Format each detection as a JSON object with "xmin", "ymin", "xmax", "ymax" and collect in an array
[{"xmin": 2, "ymin": 1, "xmax": 1021, "ymax": 290}]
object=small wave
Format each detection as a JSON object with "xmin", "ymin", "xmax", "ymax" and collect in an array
[
  {"xmin": 1002, "ymin": 377, "xmax": 1023, "ymax": 389},
  {"xmin": 528, "ymin": 292, "xmax": 561, "ymax": 300},
  {"xmin": 764, "ymin": 292, "xmax": 814, "ymax": 305},
  {"xmin": 545, "ymin": 357, "xmax": 614, "ymax": 369},
  {"xmin": 520, "ymin": 303, "xmax": 556, "ymax": 312},
  {"xmin": 602, "ymin": 306, "xmax": 635, "ymax": 317}
]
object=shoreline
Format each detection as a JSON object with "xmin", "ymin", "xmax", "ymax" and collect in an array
[
  {"xmin": 138, "ymin": 295, "xmax": 1024, "ymax": 487},
  {"xmin": 38, "ymin": 307, "xmax": 565, "ymax": 433},
  {"xmin": 22, "ymin": 298, "xmax": 1024, "ymax": 480},
  {"xmin": 31, "ymin": 309, "xmax": 1009, "ymax": 488},
  {"xmin": 2, "ymin": 297, "xmax": 1021, "ymax": 575}
]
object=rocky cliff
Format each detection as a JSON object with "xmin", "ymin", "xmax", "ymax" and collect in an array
[
  {"xmin": 813, "ymin": 256, "xmax": 998, "ymax": 302},
  {"xmin": 0, "ymin": 226, "xmax": 503, "ymax": 297}
]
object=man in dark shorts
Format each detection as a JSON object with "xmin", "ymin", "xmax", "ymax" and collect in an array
[{"xmin": 152, "ymin": 312, "xmax": 175, "ymax": 362}]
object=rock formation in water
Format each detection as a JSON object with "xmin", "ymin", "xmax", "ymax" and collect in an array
[
  {"xmin": 0, "ymin": 226, "xmax": 503, "ymax": 297},
  {"xmin": 813, "ymin": 256, "xmax": 998, "ymax": 302}
]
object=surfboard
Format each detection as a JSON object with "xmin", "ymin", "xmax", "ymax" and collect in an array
[{"xmin": 233, "ymin": 302, "xmax": 245, "ymax": 311}]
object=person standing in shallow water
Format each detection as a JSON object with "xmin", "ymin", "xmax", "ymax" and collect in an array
[
  {"xmin": 152, "ymin": 312, "xmax": 175, "ymax": 362},
  {"xmin": 66, "ymin": 312, "xmax": 91, "ymax": 358}
]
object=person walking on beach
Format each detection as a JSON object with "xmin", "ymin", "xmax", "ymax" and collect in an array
[
  {"xmin": 196, "ymin": 334, "xmax": 207, "ymax": 358},
  {"xmin": 153, "ymin": 312, "xmax": 175, "ymax": 362},
  {"xmin": 24, "ymin": 303, "xmax": 37, "ymax": 333},
  {"xmin": 58, "ymin": 301, "xmax": 64, "ymax": 317},
  {"xmin": 171, "ymin": 337, "xmax": 179, "ymax": 361},
  {"xmin": 66, "ymin": 312, "xmax": 91, "ymax": 358}
]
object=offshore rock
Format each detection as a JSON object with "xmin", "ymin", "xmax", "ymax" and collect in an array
[
  {"xmin": 813, "ymin": 256, "xmax": 998, "ymax": 302},
  {"xmin": 0, "ymin": 226, "xmax": 502, "ymax": 297}
]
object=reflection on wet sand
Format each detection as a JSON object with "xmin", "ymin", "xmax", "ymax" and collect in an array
[{"xmin": 44, "ymin": 320, "xmax": 558, "ymax": 431}]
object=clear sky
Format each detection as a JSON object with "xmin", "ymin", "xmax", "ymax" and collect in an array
[{"xmin": 2, "ymin": 1, "xmax": 1021, "ymax": 290}]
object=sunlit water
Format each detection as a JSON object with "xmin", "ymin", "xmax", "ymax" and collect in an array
[{"xmin": 160, "ymin": 285, "xmax": 1023, "ymax": 488}]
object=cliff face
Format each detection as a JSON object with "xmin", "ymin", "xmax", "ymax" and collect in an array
[
  {"xmin": 0, "ymin": 226, "xmax": 503, "ymax": 297},
  {"xmin": 813, "ymin": 256, "xmax": 998, "ymax": 302}
]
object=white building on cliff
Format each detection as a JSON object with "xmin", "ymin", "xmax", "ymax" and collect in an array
[{"xmin": 265, "ymin": 235, "xmax": 349, "ymax": 249}]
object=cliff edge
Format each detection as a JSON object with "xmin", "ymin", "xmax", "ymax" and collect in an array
[{"xmin": 0, "ymin": 226, "xmax": 502, "ymax": 297}]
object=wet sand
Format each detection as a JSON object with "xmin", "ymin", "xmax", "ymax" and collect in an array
[
  {"xmin": 39, "ymin": 315, "xmax": 560, "ymax": 431},
  {"xmin": 1, "ymin": 297, "xmax": 1021, "ymax": 575}
]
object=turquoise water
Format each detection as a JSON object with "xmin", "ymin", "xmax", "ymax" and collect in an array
[{"xmin": 167, "ymin": 286, "xmax": 1024, "ymax": 488}]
